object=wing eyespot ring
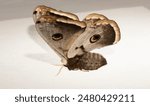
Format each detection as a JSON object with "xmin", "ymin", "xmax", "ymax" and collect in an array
[
  {"xmin": 52, "ymin": 33, "xmax": 63, "ymax": 41},
  {"xmin": 90, "ymin": 34, "xmax": 101, "ymax": 43}
]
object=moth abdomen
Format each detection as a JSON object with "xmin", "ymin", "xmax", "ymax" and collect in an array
[{"xmin": 65, "ymin": 52, "xmax": 107, "ymax": 71}]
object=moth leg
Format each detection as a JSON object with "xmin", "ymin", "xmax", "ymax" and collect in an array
[
  {"xmin": 56, "ymin": 66, "xmax": 64, "ymax": 76},
  {"xmin": 81, "ymin": 69, "xmax": 89, "ymax": 72}
]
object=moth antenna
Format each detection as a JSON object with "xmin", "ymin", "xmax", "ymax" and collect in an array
[{"xmin": 56, "ymin": 66, "xmax": 64, "ymax": 76}]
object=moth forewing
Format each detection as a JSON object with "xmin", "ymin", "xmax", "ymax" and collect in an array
[
  {"xmin": 35, "ymin": 15, "xmax": 86, "ymax": 61},
  {"xmin": 35, "ymin": 21, "xmax": 67, "ymax": 60}
]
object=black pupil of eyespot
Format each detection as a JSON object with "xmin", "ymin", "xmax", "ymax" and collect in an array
[
  {"xmin": 33, "ymin": 11, "xmax": 37, "ymax": 14},
  {"xmin": 52, "ymin": 33, "xmax": 63, "ymax": 41},
  {"xmin": 36, "ymin": 21, "xmax": 41, "ymax": 24},
  {"xmin": 90, "ymin": 34, "xmax": 101, "ymax": 43}
]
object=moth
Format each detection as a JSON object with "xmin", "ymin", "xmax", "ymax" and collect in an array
[{"xmin": 33, "ymin": 5, "xmax": 121, "ymax": 71}]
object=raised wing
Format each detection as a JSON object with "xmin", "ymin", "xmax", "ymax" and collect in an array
[{"xmin": 68, "ymin": 13, "xmax": 121, "ymax": 58}]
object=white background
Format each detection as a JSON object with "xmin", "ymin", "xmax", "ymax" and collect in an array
[{"xmin": 0, "ymin": 1, "xmax": 150, "ymax": 89}]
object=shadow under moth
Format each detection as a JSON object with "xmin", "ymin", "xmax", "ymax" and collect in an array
[{"xmin": 33, "ymin": 5, "xmax": 121, "ymax": 71}]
